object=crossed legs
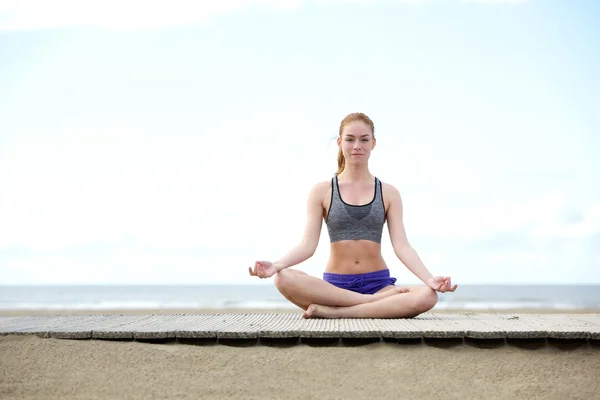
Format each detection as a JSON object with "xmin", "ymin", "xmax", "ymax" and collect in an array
[{"xmin": 274, "ymin": 268, "xmax": 438, "ymax": 319}]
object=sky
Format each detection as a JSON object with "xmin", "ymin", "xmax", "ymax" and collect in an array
[{"xmin": 0, "ymin": 0, "xmax": 599, "ymax": 285}]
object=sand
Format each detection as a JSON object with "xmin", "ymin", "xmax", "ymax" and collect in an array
[
  {"xmin": 1, "ymin": 334, "xmax": 599, "ymax": 400},
  {"xmin": 2, "ymin": 309, "xmax": 600, "ymax": 399}
]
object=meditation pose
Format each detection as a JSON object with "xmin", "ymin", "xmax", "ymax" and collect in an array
[{"xmin": 248, "ymin": 112, "xmax": 457, "ymax": 318}]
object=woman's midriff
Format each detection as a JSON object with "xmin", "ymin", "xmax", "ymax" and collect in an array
[{"xmin": 325, "ymin": 240, "xmax": 388, "ymax": 274}]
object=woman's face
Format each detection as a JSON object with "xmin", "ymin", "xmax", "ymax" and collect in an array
[{"xmin": 338, "ymin": 120, "xmax": 376, "ymax": 166}]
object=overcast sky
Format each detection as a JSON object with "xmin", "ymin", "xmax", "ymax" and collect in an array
[{"xmin": 0, "ymin": 0, "xmax": 598, "ymax": 285}]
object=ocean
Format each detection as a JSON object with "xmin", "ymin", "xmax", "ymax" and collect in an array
[{"xmin": 1, "ymin": 284, "xmax": 599, "ymax": 311}]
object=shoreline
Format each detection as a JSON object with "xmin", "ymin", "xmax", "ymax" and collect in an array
[{"xmin": 1, "ymin": 307, "xmax": 599, "ymax": 317}]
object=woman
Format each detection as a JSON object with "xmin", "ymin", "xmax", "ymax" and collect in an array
[{"xmin": 248, "ymin": 112, "xmax": 457, "ymax": 318}]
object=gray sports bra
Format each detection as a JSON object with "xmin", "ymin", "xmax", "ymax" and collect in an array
[{"xmin": 325, "ymin": 176, "xmax": 386, "ymax": 243}]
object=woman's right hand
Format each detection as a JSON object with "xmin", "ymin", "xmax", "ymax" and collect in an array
[{"xmin": 248, "ymin": 261, "xmax": 279, "ymax": 279}]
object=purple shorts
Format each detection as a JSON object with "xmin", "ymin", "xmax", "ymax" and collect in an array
[{"xmin": 323, "ymin": 269, "xmax": 397, "ymax": 295}]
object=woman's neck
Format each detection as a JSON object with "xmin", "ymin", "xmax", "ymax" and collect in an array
[{"xmin": 337, "ymin": 166, "xmax": 373, "ymax": 182}]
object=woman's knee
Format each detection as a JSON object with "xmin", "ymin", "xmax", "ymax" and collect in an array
[
  {"xmin": 405, "ymin": 287, "xmax": 437, "ymax": 316},
  {"xmin": 273, "ymin": 268, "xmax": 301, "ymax": 291},
  {"xmin": 416, "ymin": 287, "xmax": 438, "ymax": 312}
]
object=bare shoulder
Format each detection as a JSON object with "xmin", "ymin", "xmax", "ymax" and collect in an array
[
  {"xmin": 309, "ymin": 180, "xmax": 332, "ymax": 203},
  {"xmin": 310, "ymin": 181, "xmax": 331, "ymax": 197},
  {"xmin": 312, "ymin": 180, "xmax": 332, "ymax": 192},
  {"xmin": 381, "ymin": 181, "xmax": 402, "ymax": 203}
]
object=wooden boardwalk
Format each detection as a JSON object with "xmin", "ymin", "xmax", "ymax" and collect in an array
[{"xmin": 1, "ymin": 313, "xmax": 599, "ymax": 342}]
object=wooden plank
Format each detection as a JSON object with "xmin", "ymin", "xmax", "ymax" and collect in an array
[
  {"xmin": 130, "ymin": 314, "xmax": 187, "ymax": 340},
  {"xmin": 175, "ymin": 314, "xmax": 233, "ymax": 339},
  {"xmin": 256, "ymin": 313, "xmax": 303, "ymax": 339},
  {"xmin": 466, "ymin": 313, "xmax": 548, "ymax": 339},
  {"xmin": 1, "ymin": 316, "xmax": 80, "ymax": 336},
  {"xmin": 217, "ymin": 313, "xmax": 277, "ymax": 339},
  {"xmin": 0, "ymin": 316, "xmax": 31, "ymax": 327},
  {"xmin": 409, "ymin": 314, "xmax": 465, "ymax": 338},
  {"xmin": 299, "ymin": 317, "xmax": 339, "ymax": 338},
  {"xmin": 91, "ymin": 315, "xmax": 161, "ymax": 339},
  {"xmin": 569, "ymin": 314, "xmax": 600, "ymax": 339},
  {"xmin": 0, "ymin": 316, "xmax": 43, "ymax": 334},
  {"xmin": 1, "ymin": 314, "xmax": 599, "ymax": 342},
  {"xmin": 372, "ymin": 318, "xmax": 422, "ymax": 339},
  {"xmin": 569, "ymin": 314, "xmax": 600, "ymax": 325},
  {"xmin": 48, "ymin": 315, "xmax": 129, "ymax": 339},
  {"xmin": 434, "ymin": 313, "xmax": 506, "ymax": 339},
  {"xmin": 338, "ymin": 318, "xmax": 381, "ymax": 338},
  {"xmin": 517, "ymin": 314, "xmax": 598, "ymax": 339}
]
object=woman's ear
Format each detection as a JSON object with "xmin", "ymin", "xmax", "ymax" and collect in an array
[{"xmin": 372, "ymin": 137, "xmax": 376, "ymax": 150}]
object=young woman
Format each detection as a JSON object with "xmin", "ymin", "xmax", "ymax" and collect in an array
[{"xmin": 248, "ymin": 112, "xmax": 457, "ymax": 318}]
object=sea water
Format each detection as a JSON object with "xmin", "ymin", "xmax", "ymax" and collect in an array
[{"xmin": 1, "ymin": 284, "xmax": 599, "ymax": 311}]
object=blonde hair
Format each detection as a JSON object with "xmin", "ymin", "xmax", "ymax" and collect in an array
[{"xmin": 336, "ymin": 112, "xmax": 375, "ymax": 176}]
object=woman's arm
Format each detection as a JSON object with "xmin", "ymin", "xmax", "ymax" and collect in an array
[
  {"xmin": 385, "ymin": 183, "xmax": 457, "ymax": 292},
  {"xmin": 272, "ymin": 181, "xmax": 327, "ymax": 271},
  {"xmin": 384, "ymin": 184, "xmax": 434, "ymax": 283}
]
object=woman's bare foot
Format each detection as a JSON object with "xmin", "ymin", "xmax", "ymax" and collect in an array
[
  {"xmin": 303, "ymin": 304, "xmax": 338, "ymax": 319},
  {"xmin": 370, "ymin": 286, "xmax": 408, "ymax": 302},
  {"xmin": 300, "ymin": 288, "xmax": 408, "ymax": 318},
  {"xmin": 302, "ymin": 288, "xmax": 409, "ymax": 318}
]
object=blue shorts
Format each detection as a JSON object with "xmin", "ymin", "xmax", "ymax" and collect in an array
[{"xmin": 323, "ymin": 269, "xmax": 397, "ymax": 295}]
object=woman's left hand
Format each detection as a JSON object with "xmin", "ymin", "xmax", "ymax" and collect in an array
[{"xmin": 426, "ymin": 276, "xmax": 458, "ymax": 293}]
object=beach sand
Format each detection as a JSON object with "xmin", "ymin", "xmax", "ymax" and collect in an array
[
  {"xmin": 1, "ymin": 309, "xmax": 600, "ymax": 399},
  {"xmin": 1, "ymin": 333, "xmax": 599, "ymax": 400}
]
